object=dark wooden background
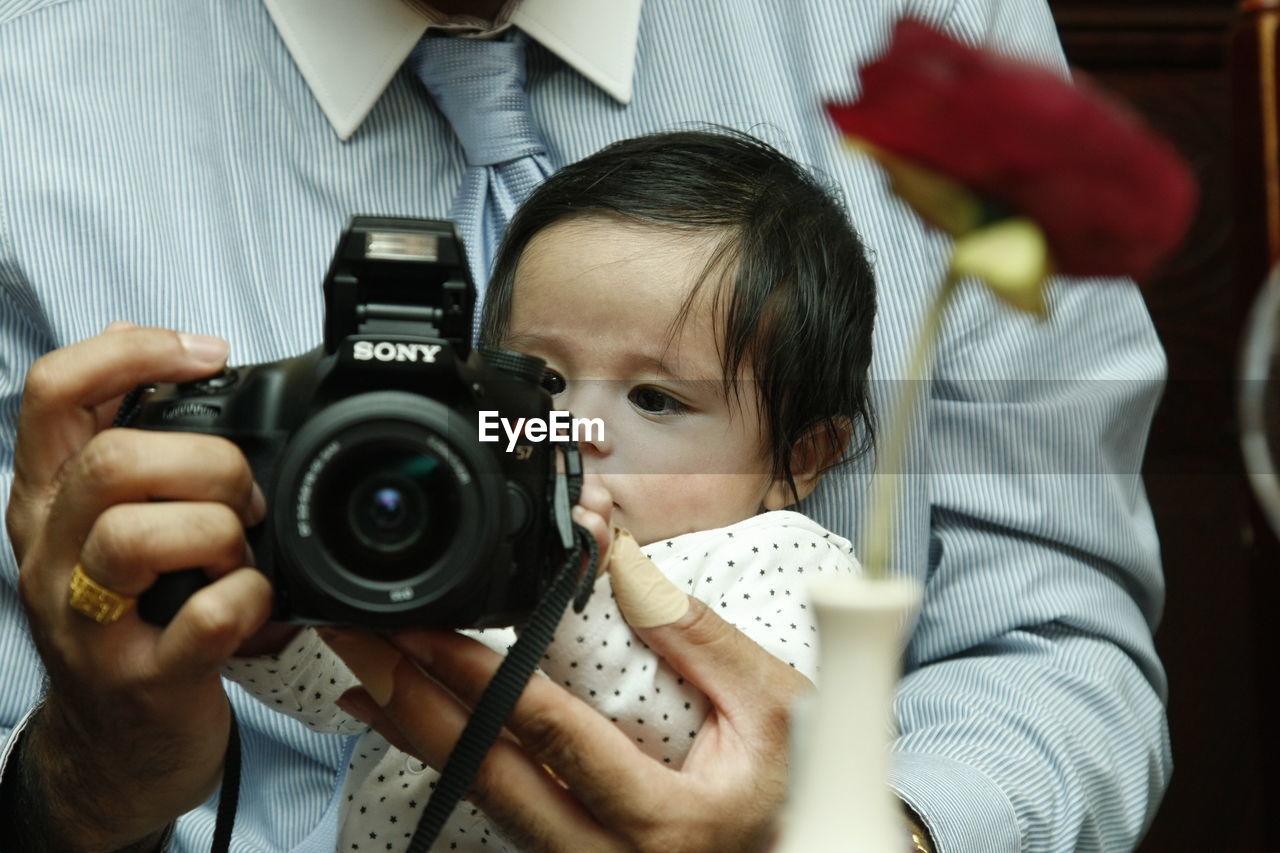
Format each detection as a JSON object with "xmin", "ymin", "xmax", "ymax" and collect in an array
[{"xmin": 1049, "ymin": 2, "xmax": 1276, "ymax": 850}]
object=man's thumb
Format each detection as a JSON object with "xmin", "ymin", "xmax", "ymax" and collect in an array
[
  {"xmin": 608, "ymin": 530, "xmax": 689, "ymax": 628},
  {"xmin": 608, "ymin": 531, "xmax": 809, "ymax": 713}
]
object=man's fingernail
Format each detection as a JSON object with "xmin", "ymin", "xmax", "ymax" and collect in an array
[
  {"xmin": 317, "ymin": 627, "xmax": 401, "ymax": 706},
  {"xmin": 178, "ymin": 332, "xmax": 230, "ymax": 364},
  {"xmin": 608, "ymin": 530, "xmax": 690, "ymax": 628}
]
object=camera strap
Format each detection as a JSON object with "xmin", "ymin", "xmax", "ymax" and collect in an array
[
  {"xmin": 212, "ymin": 705, "xmax": 242, "ymax": 853},
  {"xmin": 406, "ymin": 441, "xmax": 598, "ymax": 852}
]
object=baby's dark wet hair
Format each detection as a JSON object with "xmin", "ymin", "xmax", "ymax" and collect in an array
[{"xmin": 481, "ymin": 129, "xmax": 876, "ymax": 500}]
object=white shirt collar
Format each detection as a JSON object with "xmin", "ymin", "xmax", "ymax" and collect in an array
[{"xmin": 264, "ymin": 0, "xmax": 642, "ymax": 141}]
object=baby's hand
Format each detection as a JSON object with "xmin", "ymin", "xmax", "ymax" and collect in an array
[{"xmin": 571, "ymin": 473, "xmax": 614, "ymax": 570}]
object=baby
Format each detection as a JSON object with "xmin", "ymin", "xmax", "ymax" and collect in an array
[{"xmin": 223, "ymin": 129, "xmax": 877, "ymax": 852}]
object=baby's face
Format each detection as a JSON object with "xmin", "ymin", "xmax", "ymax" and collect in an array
[{"xmin": 505, "ymin": 216, "xmax": 794, "ymax": 546}]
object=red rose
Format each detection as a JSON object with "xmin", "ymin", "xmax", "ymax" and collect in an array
[{"xmin": 825, "ymin": 20, "xmax": 1196, "ymax": 280}]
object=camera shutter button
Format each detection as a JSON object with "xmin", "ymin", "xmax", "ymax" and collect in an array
[{"xmin": 195, "ymin": 368, "xmax": 239, "ymax": 393}]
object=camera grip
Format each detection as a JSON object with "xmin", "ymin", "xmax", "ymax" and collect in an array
[{"xmin": 138, "ymin": 568, "xmax": 210, "ymax": 625}]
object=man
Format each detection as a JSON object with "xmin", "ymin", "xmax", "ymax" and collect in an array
[{"xmin": 0, "ymin": 1, "xmax": 1169, "ymax": 850}]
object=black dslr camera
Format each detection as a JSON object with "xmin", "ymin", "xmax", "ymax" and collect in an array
[{"xmin": 121, "ymin": 217, "xmax": 570, "ymax": 628}]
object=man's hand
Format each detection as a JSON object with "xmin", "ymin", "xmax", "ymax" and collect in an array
[
  {"xmin": 4, "ymin": 325, "xmax": 274, "ymax": 852},
  {"xmin": 333, "ymin": 544, "xmax": 810, "ymax": 853}
]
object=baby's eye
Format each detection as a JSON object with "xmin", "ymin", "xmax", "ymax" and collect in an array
[
  {"xmin": 629, "ymin": 386, "xmax": 686, "ymax": 415},
  {"xmin": 541, "ymin": 369, "xmax": 566, "ymax": 395}
]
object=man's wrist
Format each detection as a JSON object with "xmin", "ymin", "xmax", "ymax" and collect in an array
[{"xmin": 1, "ymin": 703, "xmax": 169, "ymax": 853}]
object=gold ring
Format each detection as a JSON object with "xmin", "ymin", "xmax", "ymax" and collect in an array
[{"xmin": 67, "ymin": 563, "xmax": 136, "ymax": 625}]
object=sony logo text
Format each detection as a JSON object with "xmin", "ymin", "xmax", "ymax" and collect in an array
[
  {"xmin": 478, "ymin": 411, "xmax": 604, "ymax": 453},
  {"xmin": 353, "ymin": 341, "xmax": 442, "ymax": 363}
]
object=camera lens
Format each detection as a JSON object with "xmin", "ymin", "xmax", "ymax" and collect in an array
[
  {"xmin": 313, "ymin": 443, "xmax": 461, "ymax": 583},
  {"xmin": 274, "ymin": 392, "xmax": 505, "ymax": 621},
  {"xmin": 349, "ymin": 476, "xmax": 419, "ymax": 551},
  {"xmin": 370, "ymin": 487, "xmax": 406, "ymax": 529}
]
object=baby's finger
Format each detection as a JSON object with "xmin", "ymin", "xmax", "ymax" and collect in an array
[
  {"xmin": 576, "ymin": 474, "xmax": 611, "ymax": 516},
  {"xmin": 571, "ymin": 505, "xmax": 612, "ymax": 569}
]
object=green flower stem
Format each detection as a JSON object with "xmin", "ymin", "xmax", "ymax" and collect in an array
[{"xmin": 861, "ymin": 272, "xmax": 960, "ymax": 579}]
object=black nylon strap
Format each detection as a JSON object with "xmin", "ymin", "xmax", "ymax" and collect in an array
[
  {"xmin": 210, "ymin": 704, "xmax": 241, "ymax": 853},
  {"xmin": 406, "ymin": 525, "xmax": 599, "ymax": 852},
  {"xmin": 112, "ymin": 385, "xmax": 146, "ymax": 428}
]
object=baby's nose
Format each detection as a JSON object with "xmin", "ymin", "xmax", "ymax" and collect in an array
[
  {"xmin": 559, "ymin": 384, "xmax": 615, "ymax": 458},
  {"xmin": 575, "ymin": 416, "xmax": 611, "ymax": 459}
]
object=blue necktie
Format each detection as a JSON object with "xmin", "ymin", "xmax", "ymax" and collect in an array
[{"xmin": 409, "ymin": 33, "xmax": 553, "ymax": 306}]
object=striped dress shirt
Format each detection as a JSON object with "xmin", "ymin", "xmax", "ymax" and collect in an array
[{"xmin": 0, "ymin": 1, "xmax": 1169, "ymax": 851}]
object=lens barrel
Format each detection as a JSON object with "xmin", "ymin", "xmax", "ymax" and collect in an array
[{"xmin": 272, "ymin": 391, "xmax": 504, "ymax": 619}]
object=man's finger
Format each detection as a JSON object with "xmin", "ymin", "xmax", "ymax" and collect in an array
[
  {"xmin": 86, "ymin": 323, "xmax": 145, "ymax": 428},
  {"xmin": 34, "ymin": 429, "xmax": 262, "ymax": 578},
  {"xmin": 335, "ymin": 687, "xmax": 420, "ymax": 757},
  {"xmin": 79, "ymin": 502, "xmax": 254, "ymax": 597},
  {"xmin": 152, "ymin": 567, "xmax": 272, "ymax": 680},
  {"xmin": 606, "ymin": 530, "xmax": 687, "ymax": 625},
  {"xmin": 608, "ymin": 546, "xmax": 811, "ymax": 718},
  {"xmin": 340, "ymin": 654, "xmax": 626, "ymax": 851},
  {"xmin": 15, "ymin": 327, "xmax": 229, "ymax": 487},
  {"xmin": 636, "ymin": 597, "xmax": 811, "ymax": 715},
  {"xmin": 388, "ymin": 630, "xmax": 671, "ymax": 816}
]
